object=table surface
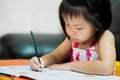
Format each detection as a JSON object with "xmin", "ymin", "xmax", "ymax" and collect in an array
[
  {"xmin": 0, "ymin": 59, "xmax": 32, "ymax": 80},
  {"xmin": 0, "ymin": 59, "xmax": 120, "ymax": 80}
]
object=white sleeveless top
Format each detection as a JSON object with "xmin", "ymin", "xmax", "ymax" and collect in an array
[{"xmin": 70, "ymin": 41, "xmax": 98, "ymax": 62}]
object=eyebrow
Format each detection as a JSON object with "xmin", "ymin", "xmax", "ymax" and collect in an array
[{"xmin": 65, "ymin": 23, "xmax": 83, "ymax": 27}]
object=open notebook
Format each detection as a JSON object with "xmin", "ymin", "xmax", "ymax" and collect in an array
[{"xmin": 0, "ymin": 65, "xmax": 120, "ymax": 80}]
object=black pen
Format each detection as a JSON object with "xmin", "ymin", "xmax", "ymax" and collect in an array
[{"xmin": 30, "ymin": 31, "xmax": 41, "ymax": 66}]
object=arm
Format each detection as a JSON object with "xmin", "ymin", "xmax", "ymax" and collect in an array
[
  {"xmin": 41, "ymin": 38, "xmax": 72, "ymax": 67},
  {"xmin": 48, "ymin": 30, "xmax": 116, "ymax": 75}
]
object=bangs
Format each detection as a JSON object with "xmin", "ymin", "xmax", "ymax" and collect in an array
[{"xmin": 61, "ymin": 4, "xmax": 89, "ymax": 20}]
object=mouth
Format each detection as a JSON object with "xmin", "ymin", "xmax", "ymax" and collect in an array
[{"xmin": 72, "ymin": 38, "xmax": 79, "ymax": 42}]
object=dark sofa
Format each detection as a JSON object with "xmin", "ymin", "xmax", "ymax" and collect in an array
[
  {"xmin": 0, "ymin": 0, "xmax": 120, "ymax": 61},
  {"xmin": 0, "ymin": 33, "xmax": 66, "ymax": 59}
]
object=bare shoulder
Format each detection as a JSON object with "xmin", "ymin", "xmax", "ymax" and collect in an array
[
  {"xmin": 97, "ymin": 30, "xmax": 116, "ymax": 56},
  {"xmin": 98, "ymin": 30, "xmax": 115, "ymax": 44},
  {"xmin": 104, "ymin": 30, "xmax": 115, "ymax": 38}
]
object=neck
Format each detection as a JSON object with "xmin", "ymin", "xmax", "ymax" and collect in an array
[{"xmin": 78, "ymin": 38, "xmax": 96, "ymax": 50}]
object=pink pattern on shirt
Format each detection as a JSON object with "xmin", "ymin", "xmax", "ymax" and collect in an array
[
  {"xmin": 70, "ymin": 52, "xmax": 74, "ymax": 61},
  {"xmin": 75, "ymin": 52, "xmax": 80, "ymax": 61},
  {"xmin": 86, "ymin": 50, "xmax": 92, "ymax": 61}
]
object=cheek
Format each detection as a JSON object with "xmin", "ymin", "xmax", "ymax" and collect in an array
[
  {"xmin": 77, "ymin": 31, "xmax": 90, "ymax": 40},
  {"xmin": 65, "ymin": 27, "xmax": 74, "ymax": 36},
  {"xmin": 77, "ymin": 34, "xmax": 88, "ymax": 40},
  {"xmin": 65, "ymin": 28, "xmax": 70, "ymax": 35}
]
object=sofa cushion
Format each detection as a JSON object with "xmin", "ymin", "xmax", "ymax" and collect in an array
[{"xmin": 0, "ymin": 33, "xmax": 66, "ymax": 59}]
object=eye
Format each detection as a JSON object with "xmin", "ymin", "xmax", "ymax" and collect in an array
[
  {"xmin": 75, "ymin": 25, "xmax": 83, "ymax": 30},
  {"xmin": 76, "ymin": 28, "xmax": 83, "ymax": 30}
]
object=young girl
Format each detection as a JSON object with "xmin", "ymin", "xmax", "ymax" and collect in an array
[{"xmin": 30, "ymin": 0, "xmax": 116, "ymax": 75}]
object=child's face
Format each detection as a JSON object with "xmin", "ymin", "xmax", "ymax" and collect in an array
[{"xmin": 64, "ymin": 16, "xmax": 96, "ymax": 43}]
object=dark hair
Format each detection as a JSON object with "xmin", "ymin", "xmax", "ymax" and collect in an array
[{"xmin": 59, "ymin": 0, "xmax": 112, "ymax": 40}]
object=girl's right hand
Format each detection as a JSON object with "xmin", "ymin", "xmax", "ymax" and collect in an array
[{"xmin": 29, "ymin": 56, "xmax": 44, "ymax": 71}]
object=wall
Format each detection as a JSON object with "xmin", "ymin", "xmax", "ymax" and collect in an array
[{"xmin": 0, "ymin": 0, "xmax": 63, "ymax": 37}]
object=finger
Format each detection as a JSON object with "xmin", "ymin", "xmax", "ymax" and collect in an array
[
  {"xmin": 40, "ymin": 58, "xmax": 45, "ymax": 68},
  {"xmin": 30, "ymin": 57, "xmax": 41, "ymax": 71},
  {"xmin": 32, "ymin": 57, "xmax": 41, "ymax": 67},
  {"xmin": 30, "ymin": 61, "xmax": 42, "ymax": 71}
]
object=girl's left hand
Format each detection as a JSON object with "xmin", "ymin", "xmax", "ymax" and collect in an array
[{"xmin": 47, "ymin": 63, "xmax": 71, "ymax": 71}]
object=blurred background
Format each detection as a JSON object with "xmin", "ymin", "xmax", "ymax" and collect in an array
[
  {"xmin": 0, "ymin": 0, "xmax": 119, "ymax": 37},
  {"xmin": 0, "ymin": 0, "xmax": 63, "ymax": 37}
]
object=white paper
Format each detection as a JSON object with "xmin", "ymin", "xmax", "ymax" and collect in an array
[{"xmin": 0, "ymin": 65, "xmax": 120, "ymax": 80}]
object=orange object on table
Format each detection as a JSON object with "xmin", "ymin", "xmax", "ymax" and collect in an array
[
  {"xmin": 0, "ymin": 75, "xmax": 34, "ymax": 80},
  {"xmin": 115, "ymin": 61, "xmax": 120, "ymax": 76},
  {"xmin": 0, "ymin": 59, "xmax": 30, "ymax": 66}
]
